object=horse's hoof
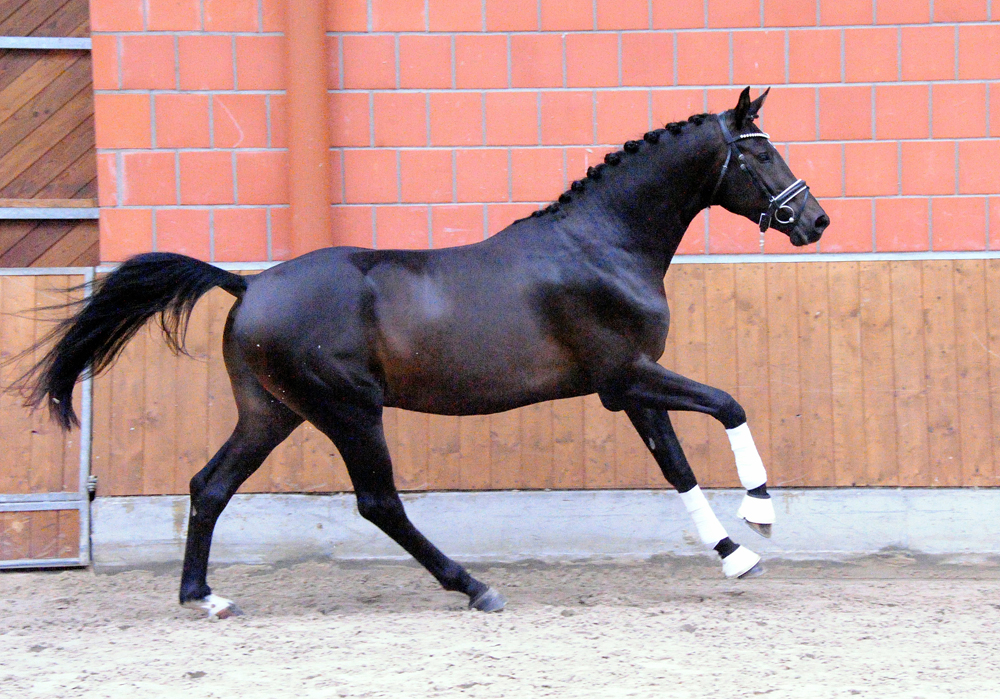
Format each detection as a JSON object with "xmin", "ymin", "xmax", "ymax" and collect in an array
[
  {"xmin": 214, "ymin": 603, "xmax": 244, "ymax": 620},
  {"xmin": 737, "ymin": 561, "xmax": 765, "ymax": 579},
  {"xmin": 737, "ymin": 494, "xmax": 775, "ymax": 537},
  {"xmin": 721, "ymin": 545, "xmax": 762, "ymax": 579},
  {"xmin": 743, "ymin": 519, "xmax": 772, "ymax": 538},
  {"xmin": 469, "ymin": 587, "xmax": 506, "ymax": 612},
  {"xmin": 182, "ymin": 593, "xmax": 243, "ymax": 620}
]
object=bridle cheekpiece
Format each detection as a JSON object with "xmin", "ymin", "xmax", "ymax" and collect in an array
[{"xmin": 711, "ymin": 115, "xmax": 810, "ymax": 239}]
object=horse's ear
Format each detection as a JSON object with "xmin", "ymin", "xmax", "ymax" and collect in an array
[
  {"xmin": 733, "ymin": 86, "xmax": 753, "ymax": 126},
  {"xmin": 746, "ymin": 87, "xmax": 770, "ymax": 123}
]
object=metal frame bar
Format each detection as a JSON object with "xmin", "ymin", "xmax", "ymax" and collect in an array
[
  {"xmin": 77, "ymin": 267, "xmax": 94, "ymax": 566},
  {"xmin": 1, "ymin": 557, "xmax": 84, "ymax": 570},
  {"xmin": 0, "ymin": 501, "xmax": 83, "ymax": 513},
  {"xmin": 0, "ymin": 266, "xmax": 93, "ymax": 276},
  {"xmin": 0, "ymin": 492, "xmax": 82, "ymax": 503},
  {"xmin": 95, "ymin": 261, "xmax": 280, "ymax": 274},
  {"xmin": 0, "ymin": 207, "xmax": 99, "ymax": 220},
  {"xmin": 0, "ymin": 37, "xmax": 91, "ymax": 50}
]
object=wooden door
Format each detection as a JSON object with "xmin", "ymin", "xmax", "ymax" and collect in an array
[{"xmin": 0, "ymin": 271, "xmax": 90, "ymax": 568}]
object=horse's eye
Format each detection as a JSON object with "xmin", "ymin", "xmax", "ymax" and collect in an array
[{"xmin": 756, "ymin": 151, "xmax": 772, "ymax": 163}]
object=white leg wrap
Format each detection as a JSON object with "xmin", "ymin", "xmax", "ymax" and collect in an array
[
  {"xmin": 721, "ymin": 546, "xmax": 761, "ymax": 578},
  {"xmin": 678, "ymin": 486, "xmax": 728, "ymax": 547},
  {"xmin": 726, "ymin": 423, "xmax": 767, "ymax": 490}
]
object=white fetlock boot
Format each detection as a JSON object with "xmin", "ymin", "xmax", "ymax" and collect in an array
[
  {"xmin": 721, "ymin": 545, "xmax": 763, "ymax": 579},
  {"xmin": 727, "ymin": 423, "xmax": 775, "ymax": 537},
  {"xmin": 738, "ymin": 493, "xmax": 775, "ymax": 538}
]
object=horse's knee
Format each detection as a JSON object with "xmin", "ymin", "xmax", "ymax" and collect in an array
[
  {"xmin": 712, "ymin": 390, "xmax": 746, "ymax": 429},
  {"xmin": 356, "ymin": 492, "xmax": 405, "ymax": 526},
  {"xmin": 189, "ymin": 482, "xmax": 233, "ymax": 523},
  {"xmin": 189, "ymin": 469, "xmax": 210, "ymax": 499}
]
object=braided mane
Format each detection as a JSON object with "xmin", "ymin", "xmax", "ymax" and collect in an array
[{"xmin": 528, "ymin": 113, "xmax": 714, "ymax": 220}]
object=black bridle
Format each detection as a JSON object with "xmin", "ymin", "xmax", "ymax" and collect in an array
[{"xmin": 711, "ymin": 115, "xmax": 810, "ymax": 239}]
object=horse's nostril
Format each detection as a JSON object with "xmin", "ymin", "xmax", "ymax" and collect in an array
[{"xmin": 815, "ymin": 214, "xmax": 830, "ymax": 230}]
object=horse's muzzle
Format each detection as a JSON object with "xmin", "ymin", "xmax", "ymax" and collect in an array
[{"xmin": 790, "ymin": 213, "xmax": 829, "ymax": 246}]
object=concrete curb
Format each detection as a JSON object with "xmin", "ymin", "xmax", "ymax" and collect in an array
[{"xmin": 90, "ymin": 488, "xmax": 1000, "ymax": 569}]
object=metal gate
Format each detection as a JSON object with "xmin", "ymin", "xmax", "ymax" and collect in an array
[{"xmin": 0, "ymin": 269, "xmax": 92, "ymax": 568}]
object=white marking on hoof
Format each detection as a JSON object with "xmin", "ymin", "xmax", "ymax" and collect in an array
[
  {"xmin": 469, "ymin": 587, "xmax": 506, "ymax": 612},
  {"xmin": 721, "ymin": 545, "xmax": 762, "ymax": 579},
  {"xmin": 182, "ymin": 593, "xmax": 243, "ymax": 620}
]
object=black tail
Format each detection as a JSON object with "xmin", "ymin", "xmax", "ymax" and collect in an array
[{"xmin": 16, "ymin": 253, "xmax": 248, "ymax": 430}]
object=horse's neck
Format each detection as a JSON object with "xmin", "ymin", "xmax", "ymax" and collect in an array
[{"xmin": 575, "ymin": 128, "xmax": 720, "ymax": 274}]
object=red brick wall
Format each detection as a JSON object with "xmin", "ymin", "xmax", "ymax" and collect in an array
[{"xmin": 90, "ymin": 0, "xmax": 1000, "ymax": 262}]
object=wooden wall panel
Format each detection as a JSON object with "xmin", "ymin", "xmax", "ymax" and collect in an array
[
  {"xmin": 702, "ymin": 265, "xmax": 738, "ymax": 487},
  {"xmin": 0, "ymin": 274, "xmax": 83, "ymax": 562},
  {"xmin": 0, "ymin": 509, "xmax": 79, "ymax": 562},
  {"xmin": 48, "ymin": 261, "xmax": 1000, "ymax": 496},
  {"xmin": 858, "ymin": 261, "xmax": 898, "ymax": 485},
  {"xmin": 0, "ymin": 275, "xmax": 82, "ymax": 493},
  {"xmin": 671, "ymin": 265, "xmax": 710, "ymax": 487},
  {"xmin": 765, "ymin": 263, "xmax": 803, "ymax": 486},
  {"xmin": 0, "ymin": 0, "xmax": 98, "ymax": 267},
  {"xmin": 827, "ymin": 262, "xmax": 866, "ymax": 485},
  {"xmin": 958, "ymin": 261, "xmax": 995, "ymax": 487},
  {"xmin": 797, "ymin": 263, "xmax": 834, "ymax": 487},
  {"xmin": 0, "ymin": 0, "xmax": 89, "ymax": 37}
]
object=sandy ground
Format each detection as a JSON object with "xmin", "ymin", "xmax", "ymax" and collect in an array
[{"xmin": 2, "ymin": 554, "xmax": 1000, "ymax": 698}]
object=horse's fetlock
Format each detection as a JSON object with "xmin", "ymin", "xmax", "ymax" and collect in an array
[
  {"xmin": 179, "ymin": 583, "xmax": 212, "ymax": 605},
  {"xmin": 438, "ymin": 564, "xmax": 474, "ymax": 593}
]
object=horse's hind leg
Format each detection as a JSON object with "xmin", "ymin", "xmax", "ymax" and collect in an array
[
  {"xmin": 309, "ymin": 404, "xmax": 505, "ymax": 612},
  {"xmin": 179, "ymin": 375, "xmax": 303, "ymax": 618},
  {"xmin": 624, "ymin": 406, "xmax": 763, "ymax": 579}
]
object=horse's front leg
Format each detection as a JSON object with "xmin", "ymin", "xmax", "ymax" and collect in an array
[
  {"xmin": 606, "ymin": 358, "xmax": 776, "ymax": 536},
  {"xmin": 620, "ymin": 405, "xmax": 763, "ymax": 579}
]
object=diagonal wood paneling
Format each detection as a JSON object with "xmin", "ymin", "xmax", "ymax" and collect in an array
[
  {"xmin": 0, "ymin": 0, "xmax": 96, "ymax": 267},
  {"xmin": 0, "ymin": 220, "xmax": 97, "ymax": 267},
  {"xmin": 0, "ymin": 0, "xmax": 89, "ymax": 38}
]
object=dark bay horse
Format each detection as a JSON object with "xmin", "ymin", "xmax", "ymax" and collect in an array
[{"xmin": 22, "ymin": 88, "xmax": 827, "ymax": 618}]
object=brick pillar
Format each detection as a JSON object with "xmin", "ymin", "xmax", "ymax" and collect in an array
[{"xmin": 286, "ymin": 0, "xmax": 333, "ymax": 255}]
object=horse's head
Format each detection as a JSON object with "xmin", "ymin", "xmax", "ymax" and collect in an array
[{"xmin": 711, "ymin": 87, "xmax": 829, "ymax": 247}]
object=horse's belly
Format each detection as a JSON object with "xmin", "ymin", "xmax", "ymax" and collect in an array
[{"xmin": 380, "ymin": 347, "xmax": 586, "ymax": 416}]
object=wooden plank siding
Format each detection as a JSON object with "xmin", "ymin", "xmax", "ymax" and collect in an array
[
  {"xmin": 0, "ymin": 0, "xmax": 97, "ymax": 267},
  {"xmin": 0, "ymin": 273, "xmax": 83, "ymax": 561},
  {"xmin": 69, "ymin": 260, "xmax": 1000, "ymax": 496},
  {"xmin": 0, "ymin": 0, "xmax": 89, "ymax": 38}
]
